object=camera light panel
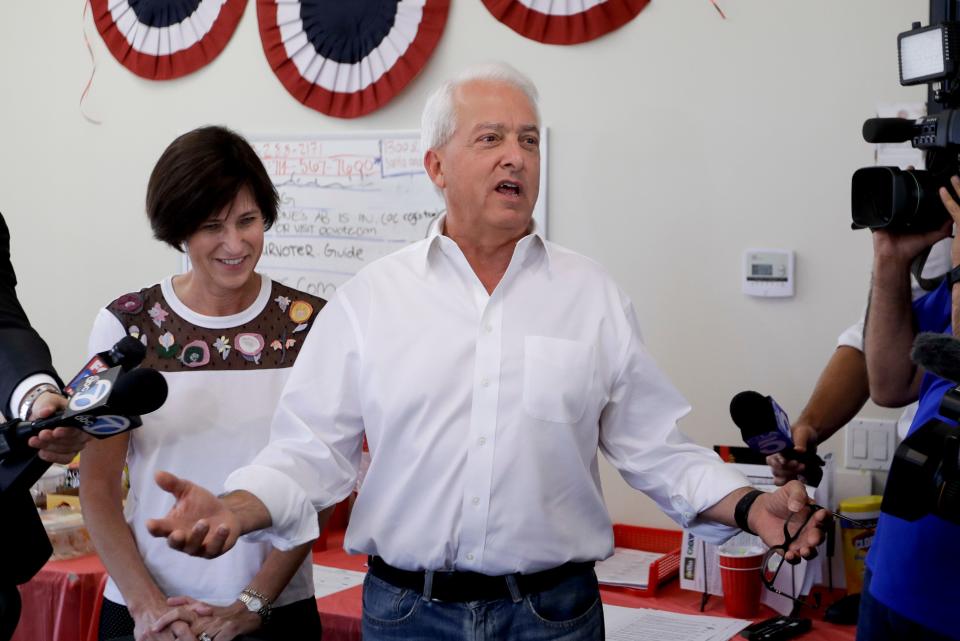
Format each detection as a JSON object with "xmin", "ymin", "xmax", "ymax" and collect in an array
[
  {"xmin": 743, "ymin": 249, "xmax": 794, "ymax": 298},
  {"xmin": 898, "ymin": 24, "xmax": 954, "ymax": 85}
]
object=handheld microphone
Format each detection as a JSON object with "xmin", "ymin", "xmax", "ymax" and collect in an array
[
  {"xmin": 729, "ymin": 390, "xmax": 825, "ymax": 486},
  {"xmin": 862, "ymin": 117, "xmax": 919, "ymax": 144},
  {"xmin": 63, "ymin": 336, "xmax": 146, "ymax": 395},
  {"xmin": 19, "ymin": 367, "xmax": 166, "ymax": 439},
  {"xmin": 0, "ymin": 366, "xmax": 167, "ymax": 493},
  {"xmin": 912, "ymin": 332, "xmax": 960, "ymax": 384}
]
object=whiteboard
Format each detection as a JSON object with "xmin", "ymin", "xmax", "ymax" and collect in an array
[{"xmin": 182, "ymin": 131, "xmax": 548, "ymax": 298}]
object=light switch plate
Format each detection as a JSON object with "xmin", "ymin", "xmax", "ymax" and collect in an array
[{"xmin": 844, "ymin": 418, "xmax": 897, "ymax": 471}]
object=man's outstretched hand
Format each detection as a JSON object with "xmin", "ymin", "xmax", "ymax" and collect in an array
[
  {"xmin": 750, "ymin": 480, "xmax": 829, "ymax": 563},
  {"xmin": 146, "ymin": 471, "xmax": 241, "ymax": 559}
]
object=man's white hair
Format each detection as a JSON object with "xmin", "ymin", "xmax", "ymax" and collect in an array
[{"xmin": 420, "ymin": 62, "xmax": 540, "ymax": 153}]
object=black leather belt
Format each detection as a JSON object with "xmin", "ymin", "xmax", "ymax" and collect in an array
[{"xmin": 367, "ymin": 556, "xmax": 595, "ymax": 602}]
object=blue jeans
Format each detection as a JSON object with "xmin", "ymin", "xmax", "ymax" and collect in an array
[
  {"xmin": 361, "ymin": 566, "xmax": 604, "ymax": 641},
  {"xmin": 857, "ymin": 568, "xmax": 958, "ymax": 641}
]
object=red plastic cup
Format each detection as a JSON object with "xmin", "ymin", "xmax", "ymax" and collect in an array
[{"xmin": 717, "ymin": 545, "xmax": 764, "ymax": 618}]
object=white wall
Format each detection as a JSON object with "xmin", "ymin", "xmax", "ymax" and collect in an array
[{"xmin": 0, "ymin": 1, "xmax": 926, "ymax": 528}]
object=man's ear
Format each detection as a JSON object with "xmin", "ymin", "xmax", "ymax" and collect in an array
[{"xmin": 424, "ymin": 148, "xmax": 445, "ymax": 190}]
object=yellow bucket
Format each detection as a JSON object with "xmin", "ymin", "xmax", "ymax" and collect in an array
[{"xmin": 839, "ymin": 495, "xmax": 881, "ymax": 594}]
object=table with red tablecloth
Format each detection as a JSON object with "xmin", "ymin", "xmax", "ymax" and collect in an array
[
  {"xmin": 14, "ymin": 545, "xmax": 856, "ymax": 641},
  {"xmin": 12, "ymin": 554, "xmax": 106, "ymax": 641}
]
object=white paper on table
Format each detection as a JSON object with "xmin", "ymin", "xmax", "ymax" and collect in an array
[
  {"xmin": 678, "ymin": 462, "xmax": 826, "ymax": 616},
  {"xmin": 603, "ymin": 604, "xmax": 751, "ymax": 641},
  {"xmin": 312, "ymin": 564, "xmax": 366, "ymax": 598},
  {"xmin": 595, "ymin": 548, "xmax": 664, "ymax": 588}
]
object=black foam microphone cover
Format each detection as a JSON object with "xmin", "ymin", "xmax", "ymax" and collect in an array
[
  {"xmin": 862, "ymin": 117, "xmax": 918, "ymax": 143},
  {"xmin": 107, "ymin": 368, "xmax": 168, "ymax": 416}
]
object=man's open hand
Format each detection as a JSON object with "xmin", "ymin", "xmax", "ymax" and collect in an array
[{"xmin": 145, "ymin": 471, "xmax": 241, "ymax": 559}]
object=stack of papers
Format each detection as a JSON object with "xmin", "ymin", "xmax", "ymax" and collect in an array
[
  {"xmin": 595, "ymin": 548, "xmax": 665, "ymax": 589},
  {"xmin": 603, "ymin": 604, "xmax": 751, "ymax": 641}
]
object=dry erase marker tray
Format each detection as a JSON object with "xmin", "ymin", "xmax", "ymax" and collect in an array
[{"xmin": 600, "ymin": 524, "xmax": 682, "ymax": 598}]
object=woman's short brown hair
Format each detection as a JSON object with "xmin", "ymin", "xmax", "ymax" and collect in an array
[{"xmin": 146, "ymin": 126, "xmax": 278, "ymax": 250}]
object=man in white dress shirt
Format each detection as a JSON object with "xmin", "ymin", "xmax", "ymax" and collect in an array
[{"xmin": 146, "ymin": 63, "xmax": 827, "ymax": 641}]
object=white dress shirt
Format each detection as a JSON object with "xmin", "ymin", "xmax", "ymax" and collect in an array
[
  {"xmin": 9, "ymin": 372, "xmax": 58, "ymax": 419},
  {"xmin": 226, "ymin": 218, "xmax": 748, "ymax": 574}
]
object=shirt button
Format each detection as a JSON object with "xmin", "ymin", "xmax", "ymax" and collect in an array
[
  {"xmin": 478, "ymin": 437, "xmax": 487, "ymax": 446},
  {"xmin": 484, "ymin": 324, "xmax": 493, "ymax": 333},
  {"xmin": 480, "ymin": 378, "xmax": 490, "ymax": 387},
  {"xmin": 466, "ymin": 553, "xmax": 475, "ymax": 561},
  {"xmin": 472, "ymin": 496, "xmax": 480, "ymax": 506}
]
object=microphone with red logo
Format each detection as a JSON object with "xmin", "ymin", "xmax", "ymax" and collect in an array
[
  {"xmin": 63, "ymin": 335, "xmax": 146, "ymax": 395},
  {"xmin": 729, "ymin": 390, "xmax": 825, "ymax": 486},
  {"xmin": 0, "ymin": 352, "xmax": 167, "ymax": 494}
]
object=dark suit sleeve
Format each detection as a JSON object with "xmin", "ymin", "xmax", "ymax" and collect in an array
[{"xmin": 0, "ymin": 213, "xmax": 61, "ymax": 414}]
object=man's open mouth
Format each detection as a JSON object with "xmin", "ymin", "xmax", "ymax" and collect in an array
[{"xmin": 495, "ymin": 181, "xmax": 522, "ymax": 196}]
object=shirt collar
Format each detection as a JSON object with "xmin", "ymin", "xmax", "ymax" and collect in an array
[{"xmin": 420, "ymin": 213, "xmax": 551, "ymax": 272}]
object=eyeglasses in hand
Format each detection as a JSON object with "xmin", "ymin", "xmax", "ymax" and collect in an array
[{"xmin": 760, "ymin": 504, "xmax": 870, "ymax": 609}]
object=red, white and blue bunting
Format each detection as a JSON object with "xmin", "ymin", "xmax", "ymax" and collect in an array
[
  {"xmin": 481, "ymin": 0, "xmax": 648, "ymax": 45},
  {"xmin": 257, "ymin": 0, "xmax": 450, "ymax": 119},
  {"xmin": 90, "ymin": 0, "xmax": 248, "ymax": 80}
]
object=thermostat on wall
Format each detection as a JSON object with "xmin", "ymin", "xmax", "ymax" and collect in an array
[{"xmin": 743, "ymin": 249, "xmax": 794, "ymax": 297}]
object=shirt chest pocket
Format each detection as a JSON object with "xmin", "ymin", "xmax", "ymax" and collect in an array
[{"xmin": 523, "ymin": 336, "xmax": 595, "ymax": 424}]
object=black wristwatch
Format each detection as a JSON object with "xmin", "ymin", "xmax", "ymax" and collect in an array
[
  {"xmin": 734, "ymin": 489, "xmax": 765, "ymax": 536},
  {"xmin": 948, "ymin": 264, "xmax": 960, "ymax": 288}
]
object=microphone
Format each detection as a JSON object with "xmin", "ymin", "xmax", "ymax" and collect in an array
[
  {"xmin": 63, "ymin": 336, "xmax": 146, "ymax": 395},
  {"xmin": 19, "ymin": 367, "xmax": 167, "ymax": 438},
  {"xmin": 729, "ymin": 390, "xmax": 824, "ymax": 486},
  {"xmin": 912, "ymin": 332, "xmax": 960, "ymax": 384},
  {"xmin": 862, "ymin": 117, "xmax": 919, "ymax": 144},
  {"xmin": 0, "ymin": 366, "xmax": 167, "ymax": 493}
]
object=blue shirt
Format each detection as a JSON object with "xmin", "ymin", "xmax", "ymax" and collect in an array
[{"xmin": 866, "ymin": 280, "xmax": 960, "ymax": 639}]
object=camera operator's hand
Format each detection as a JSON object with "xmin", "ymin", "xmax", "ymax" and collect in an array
[
  {"xmin": 939, "ymin": 176, "xmax": 960, "ymax": 265},
  {"xmin": 872, "ymin": 165, "xmax": 952, "ymax": 266},
  {"xmin": 872, "ymin": 222, "xmax": 952, "ymax": 268},
  {"xmin": 766, "ymin": 422, "xmax": 818, "ymax": 486}
]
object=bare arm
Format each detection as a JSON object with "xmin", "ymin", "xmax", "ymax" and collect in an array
[
  {"xmin": 768, "ymin": 346, "xmax": 869, "ymax": 484},
  {"xmin": 793, "ymin": 346, "xmax": 870, "ymax": 442},
  {"xmin": 239, "ymin": 504, "xmax": 333, "ymax": 601},
  {"xmin": 864, "ymin": 226, "xmax": 949, "ymax": 406},
  {"xmin": 79, "ymin": 435, "xmax": 194, "ymax": 640}
]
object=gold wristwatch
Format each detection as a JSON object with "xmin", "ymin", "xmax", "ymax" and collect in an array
[{"xmin": 238, "ymin": 588, "xmax": 272, "ymax": 622}]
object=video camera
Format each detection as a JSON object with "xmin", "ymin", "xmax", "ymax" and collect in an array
[
  {"xmin": 851, "ymin": 1, "xmax": 960, "ymax": 232},
  {"xmin": 883, "ymin": 333, "xmax": 960, "ymax": 524}
]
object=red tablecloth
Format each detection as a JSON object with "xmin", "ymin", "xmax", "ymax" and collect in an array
[
  {"xmin": 14, "ymin": 548, "xmax": 856, "ymax": 641},
  {"xmin": 313, "ymin": 544, "xmax": 366, "ymax": 641},
  {"xmin": 12, "ymin": 554, "xmax": 106, "ymax": 641}
]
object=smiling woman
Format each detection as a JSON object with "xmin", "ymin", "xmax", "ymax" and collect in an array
[{"xmin": 78, "ymin": 126, "xmax": 327, "ymax": 641}]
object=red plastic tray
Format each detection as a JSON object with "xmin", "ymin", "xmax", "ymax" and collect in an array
[{"xmin": 607, "ymin": 524, "xmax": 682, "ymax": 597}]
